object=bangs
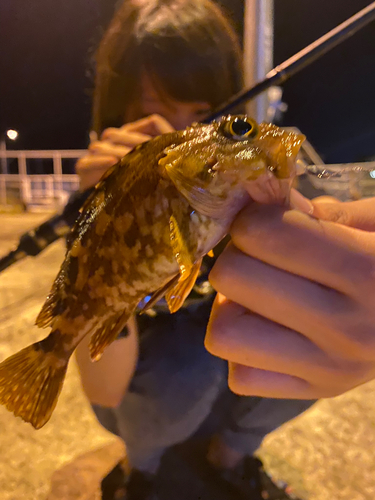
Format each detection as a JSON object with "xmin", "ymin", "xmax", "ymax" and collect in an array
[
  {"xmin": 140, "ymin": 34, "xmax": 238, "ymax": 108},
  {"xmin": 134, "ymin": 0, "xmax": 243, "ymax": 108}
]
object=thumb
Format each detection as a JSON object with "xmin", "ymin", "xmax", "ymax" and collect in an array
[{"xmin": 312, "ymin": 196, "xmax": 375, "ymax": 231}]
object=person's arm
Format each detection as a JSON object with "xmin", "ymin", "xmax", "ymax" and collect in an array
[
  {"xmin": 205, "ymin": 194, "xmax": 375, "ymax": 399},
  {"xmin": 75, "ymin": 316, "xmax": 139, "ymax": 408}
]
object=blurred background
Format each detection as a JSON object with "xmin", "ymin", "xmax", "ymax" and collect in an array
[
  {"xmin": 0, "ymin": 0, "xmax": 374, "ymax": 158},
  {"xmin": 1, "ymin": 0, "xmax": 374, "ymax": 208}
]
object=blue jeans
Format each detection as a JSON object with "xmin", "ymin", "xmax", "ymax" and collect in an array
[{"xmin": 92, "ymin": 300, "xmax": 315, "ymax": 473}]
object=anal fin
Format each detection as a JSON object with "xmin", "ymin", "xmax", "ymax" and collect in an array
[{"xmin": 89, "ymin": 309, "xmax": 133, "ymax": 362}]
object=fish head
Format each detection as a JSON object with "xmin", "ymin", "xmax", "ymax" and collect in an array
[{"xmin": 159, "ymin": 115, "xmax": 305, "ymax": 219}]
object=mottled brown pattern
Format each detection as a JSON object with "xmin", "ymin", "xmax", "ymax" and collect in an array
[
  {"xmin": 67, "ymin": 256, "xmax": 79, "ymax": 286},
  {"xmin": 124, "ymin": 218, "xmax": 139, "ymax": 248},
  {"xmin": 45, "ymin": 120, "xmax": 302, "ymax": 339},
  {"xmin": 0, "ymin": 116, "xmax": 305, "ymax": 428},
  {"xmin": 36, "ymin": 330, "xmax": 63, "ymax": 353}
]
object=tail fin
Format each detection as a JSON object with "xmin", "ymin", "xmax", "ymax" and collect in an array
[{"xmin": 0, "ymin": 344, "xmax": 68, "ymax": 429}]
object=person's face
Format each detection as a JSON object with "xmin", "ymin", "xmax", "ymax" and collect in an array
[{"xmin": 138, "ymin": 74, "xmax": 212, "ymax": 130}]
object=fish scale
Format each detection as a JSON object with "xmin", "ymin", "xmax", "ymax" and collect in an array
[{"xmin": 0, "ymin": 115, "xmax": 305, "ymax": 428}]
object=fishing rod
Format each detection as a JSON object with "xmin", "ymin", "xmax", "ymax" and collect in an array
[
  {"xmin": 205, "ymin": 1, "xmax": 375, "ymax": 121},
  {"xmin": 1, "ymin": 1, "xmax": 375, "ymax": 274}
]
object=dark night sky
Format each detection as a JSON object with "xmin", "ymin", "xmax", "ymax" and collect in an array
[{"xmin": 0, "ymin": 0, "xmax": 374, "ymax": 163}]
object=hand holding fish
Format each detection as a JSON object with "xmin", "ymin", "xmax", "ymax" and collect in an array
[
  {"xmin": 206, "ymin": 196, "xmax": 375, "ymax": 399},
  {"xmin": 76, "ymin": 114, "xmax": 174, "ymax": 190}
]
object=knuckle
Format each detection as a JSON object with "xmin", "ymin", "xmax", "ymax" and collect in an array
[
  {"xmin": 227, "ymin": 365, "xmax": 247, "ymax": 396},
  {"xmin": 231, "ymin": 205, "xmax": 285, "ymax": 257},
  {"xmin": 357, "ymin": 278, "xmax": 375, "ymax": 309},
  {"xmin": 325, "ymin": 207, "xmax": 352, "ymax": 225},
  {"xmin": 327, "ymin": 307, "xmax": 375, "ymax": 360},
  {"xmin": 205, "ymin": 309, "xmax": 232, "ymax": 356},
  {"xmin": 101, "ymin": 127, "xmax": 117, "ymax": 140},
  {"xmin": 88, "ymin": 140, "xmax": 100, "ymax": 150},
  {"xmin": 317, "ymin": 369, "xmax": 368, "ymax": 397},
  {"xmin": 149, "ymin": 113, "xmax": 165, "ymax": 125},
  {"xmin": 228, "ymin": 377, "xmax": 245, "ymax": 396},
  {"xmin": 208, "ymin": 253, "xmax": 234, "ymax": 293},
  {"xmin": 319, "ymin": 361, "xmax": 369, "ymax": 388},
  {"xmin": 227, "ymin": 363, "xmax": 256, "ymax": 396},
  {"xmin": 343, "ymin": 255, "xmax": 375, "ymax": 299},
  {"xmin": 343, "ymin": 322, "xmax": 375, "ymax": 360}
]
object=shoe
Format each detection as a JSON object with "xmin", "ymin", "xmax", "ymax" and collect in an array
[
  {"xmin": 101, "ymin": 462, "xmax": 157, "ymax": 500},
  {"xmin": 197, "ymin": 455, "xmax": 302, "ymax": 500},
  {"xmin": 126, "ymin": 469, "xmax": 158, "ymax": 500},
  {"xmin": 101, "ymin": 462, "xmax": 127, "ymax": 500},
  {"xmin": 224, "ymin": 456, "xmax": 303, "ymax": 500}
]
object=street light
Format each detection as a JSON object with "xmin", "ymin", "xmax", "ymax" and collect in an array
[
  {"xmin": 0, "ymin": 129, "xmax": 19, "ymax": 174},
  {"xmin": 6, "ymin": 129, "xmax": 18, "ymax": 141}
]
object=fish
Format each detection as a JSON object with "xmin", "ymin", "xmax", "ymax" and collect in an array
[{"xmin": 0, "ymin": 115, "xmax": 305, "ymax": 428}]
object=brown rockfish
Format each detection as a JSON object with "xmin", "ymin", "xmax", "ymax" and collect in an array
[{"xmin": 0, "ymin": 115, "xmax": 304, "ymax": 428}]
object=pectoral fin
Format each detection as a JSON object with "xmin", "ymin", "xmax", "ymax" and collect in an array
[
  {"xmin": 165, "ymin": 258, "xmax": 202, "ymax": 313},
  {"xmin": 169, "ymin": 213, "xmax": 196, "ymax": 277},
  {"xmin": 139, "ymin": 208, "xmax": 202, "ymax": 315}
]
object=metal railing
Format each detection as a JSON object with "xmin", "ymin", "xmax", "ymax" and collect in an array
[{"xmin": 0, "ymin": 150, "xmax": 85, "ymax": 209}]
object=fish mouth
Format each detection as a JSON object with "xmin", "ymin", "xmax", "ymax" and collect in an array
[{"xmin": 255, "ymin": 126, "xmax": 306, "ymax": 180}]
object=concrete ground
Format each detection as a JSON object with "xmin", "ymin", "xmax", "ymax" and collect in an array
[{"xmin": 0, "ymin": 212, "xmax": 374, "ymax": 500}]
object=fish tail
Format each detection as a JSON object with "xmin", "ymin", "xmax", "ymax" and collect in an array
[{"xmin": 0, "ymin": 341, "xmax": 69, "ymax": 429}]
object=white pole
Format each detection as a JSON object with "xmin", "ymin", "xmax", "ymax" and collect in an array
[
  {"xmin": 243, "ymin": 0, "xmax": 274, "ymax": 122},
  {"xmin": 53, "ymin": 151, "xmax": 63, "ymax": 200},
  {"xmin": 18, "ymin": 153, "xmax": 30, "ymax": 207},
  {"xmin": 0, "ymin": 176, "xmax": 6, "ymax": 205},
  {"xmin": 0, "ymin": 138, "xmax": 7, "ymax": 175}
]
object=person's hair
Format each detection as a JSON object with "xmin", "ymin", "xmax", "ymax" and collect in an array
[{"xmin": 92, "ymin": 0, "xmax": 243, "ymax": 134}]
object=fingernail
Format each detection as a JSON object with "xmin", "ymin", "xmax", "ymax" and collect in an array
[{"xmin": 289, "ymin": 189, "xmax": 314, "ymax": 215}]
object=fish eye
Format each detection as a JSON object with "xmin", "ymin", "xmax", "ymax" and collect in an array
[{"xmin": 223, "ymin": 116, "xmax": 259, "ymax": 140}]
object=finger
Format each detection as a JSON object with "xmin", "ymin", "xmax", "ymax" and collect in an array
[
  {"xmin": 228, "ymin": 363, "xmax": 331, "ymax": 399},
  {"xmin": 245, "ymin": 175, "xmax": 291, "ymax": 206},
  {"xmin": 289, "ymin": 189, "xmax": 314, "ymax": 214},
  {"xmin": 75, "ymin": 155, "xmax": 117, "ymax": 191},
  {"xmin": 209, "ymin": 244, "xmax": 375, "ymax": 360},
  {"xmin": 75, "ymin": 154, "xmax": 118, "ymax": 173},
  {"xmin": 89, "ymin": 140, "xmax": 130, "ymax": 159},
  {"xmin": 230, "ymin": 204, "xmax": 375, "ymax": 302},
  {"xmin": 311, "ymin": 195, "xmax": 340, "ymax": 204},
  {"xmin": 312, "ymin": 197, "xmax": 375, "ymax": 231},
  {"xmin": 101, "ymin": 128, "xmax": 151, "ymax": 146},
  {"xmin": 206, "ymin": 295, "xmax": 369, "ymax": 389},
  {"xmin": 123, "ymin": 114, "xmax": 175, "ymax": 136}
]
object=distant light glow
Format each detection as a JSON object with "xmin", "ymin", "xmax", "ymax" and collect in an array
[
  {"xmin": 370, "ymin": 170, "xmax": 375, "ymax": 179},
  {"xmin": 7, "ymin": 129, "xmax": 18, "ymax": 140}
]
